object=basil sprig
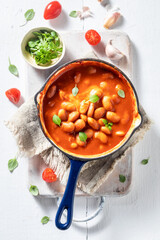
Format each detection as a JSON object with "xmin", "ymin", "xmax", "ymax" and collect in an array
[
  {"xmin": 89, "ymin": 94, "xmax": 99, "ymax": 103},
  {"xmin": 8, "ymin": 158, "xmax": 18, "ymax": 172},
  {"xmin": 52, "ymin": 115, "xmax": 61, "ymax": 126},
  {"xmin": 79, "ymin": 132, "xmax": 87, "ymax": 142},
  {"xmin": 41, "ymin": 216, "xmax": 50, "ymax": 224}
]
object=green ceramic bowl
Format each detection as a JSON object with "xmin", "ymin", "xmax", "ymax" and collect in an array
[{"xmin": 21, "ymin": 27, "xmax": 65, "ymax": 70}]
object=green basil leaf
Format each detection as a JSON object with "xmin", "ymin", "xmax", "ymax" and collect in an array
[
  {"xmin": 41, "ymin": 216, "xmax": 50, "ymax": 224},
  {"xmin": 24, "ymin": 9, "xmax": 35, "ymax": 21},
  {"xmin": 8, "ymin": 58, "xmax": 19, "ymax": 76},
  {"xmin": 69, "ymin": 11, "xmax": 78, "ymax": 18},
  {"xmin": 89, "ymin": 94, "xmax": 99, "ymax": 103},
  {"xmin": 52, "ymin": 115, "xmax": 61, "ymax": 126},
  {"xmin": 8, "ymin": 158, "xmax": 18, "ymax": 172},
  {"xmin": 141, "ymin": 159, "xmax": 149, "ymax": 165},
  {"xmin": 29, "ymin": 185, "xmax": 39, "ymax": 196},
  {"xmin": 119, "ymin": 174, "xmax": 126, "ymax": 183},
  {"xmin": 72, "ymin": 86, "xmax": 79, "ymax": 96},
  {"xmin": 118, "ymin": 89, "xmax": 125, "ymax": 98},
  {"xmin": 79, "ymin": 132, "xmax": 87, "ymax": 142}
]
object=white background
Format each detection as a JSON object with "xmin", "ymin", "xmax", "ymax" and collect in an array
[{"xmin": 0, "ymin": 0, "xmax": 160, "ymax": 239}]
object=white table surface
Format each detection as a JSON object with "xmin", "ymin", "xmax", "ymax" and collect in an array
[{"xmin": 0, "ymin": 0, "xmax": 159, "ymax": 239}]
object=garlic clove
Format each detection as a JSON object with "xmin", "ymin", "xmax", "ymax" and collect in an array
[
  {"xmin": 105, "ymin": 40, "xmax": 125, "ymax": 62},
  {"xmin": 77, "ymin": 6, "xmax": 93, "ymax": 19},
  {"xmin": 104, "ymin": 11, "xmax": 121, "ymax": 29}
]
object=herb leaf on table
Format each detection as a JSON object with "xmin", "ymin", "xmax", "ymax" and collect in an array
[
  {"xmin": 8, "ymin": 158, "xmax": 18, "ymax": 172},
  {"xmin": 20, "ymin": 9, "xmax": 35, "ymax": 27},
  {"xmin": 29, "ymin": 185, "xmax": 39, "ymax": 196},
  {"xmin": 41, "ymin": 216, "xmax": 50, "ymax": 224},
  {"xmin": 8, "ymin": 58, "xmax": 19, "ymax": 77},
  {"xmin": 141, "ymin": 158, "xmax": 149, "ymax": 165},
  {"xmin": 69, "ymin": 11, "xmax": 78, "ymax": 18}
]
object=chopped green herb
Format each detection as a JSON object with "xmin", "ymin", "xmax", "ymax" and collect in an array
[
  {"xmin": 79, "ymin": 132, "xmax": 87, "ymax": 142},
  {"xmin": 119, "ymin": 174, "xmax": 126, "ymax": 183},
  {"xmin": 118, "ymin": 89, "xmax": 125, "ymax": 98},
  {"xmin": 52, "ymin": 115, "xmax": 61, "ymax": 126},
  {"xmin": 72, "ymin": 86, "xmax": 79, "ymax": 96},
  {"xmin": 8, "ymin": 158, "xmax": 18, "ymax": 172},
  {"xmin": 89, "ymin": 94, "xmax": 99, "ymax": 103},
  {"xmin": 102, "ymin": 119, "xmax": 113, "ymax": 131},
  {"xmin": 141, "ymin": 159, "xmax": 149, "ymax": 165},
  {"xmin": 69, "ymin": 11, "xmax": 78, "ymax": 18},
  {"xmin": 29, "ymin": 185, "xmax": 39, "ymax": 196},
  {"xmin": 8, "ymin": 58, "xmax": 19, "ymax": 77},
  {"xmin": 41, "ymin": 216, "xmax": 50, "ymax": 224},
  {"xmin": 25, "ymin": 30, "xmax": 63, "ymax": 65}
]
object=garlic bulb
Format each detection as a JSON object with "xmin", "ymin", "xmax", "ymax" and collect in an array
[
  {"xmin": 104, "ymin": 11, "xmax": 121, "ymax": 29},
  {"xmin": 105, "ymin": 40, "xmax": 125, "ymax": 62}
]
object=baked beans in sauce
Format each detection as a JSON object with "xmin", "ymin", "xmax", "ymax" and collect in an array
[{"xmin": 42, "ymin": 63, "xmax": 137, "ymax": 156}]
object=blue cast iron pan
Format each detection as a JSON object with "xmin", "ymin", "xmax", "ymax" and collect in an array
[{"xmin": 34, "ymin": 59, "xmax": 143, "ymax": 230}]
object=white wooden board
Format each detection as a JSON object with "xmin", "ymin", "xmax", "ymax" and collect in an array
[{"xmin": 27, "ymin": 30, "xmax": 132, "ymax": 197}]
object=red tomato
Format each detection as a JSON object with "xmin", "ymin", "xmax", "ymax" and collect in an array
[
  {"xmin": 85, "ymin": 29, "xmax": 101, "ymax": 46},
  {"xmin": 44, "ymin": 1, "xmax": 62, "ymax": 20},
  {"xmin": 5, "ymin": 88, "xmax": 21, "ymax": 104},
  {"xmin": 42, "ymin": 168, "xmax": 57, "ymax": 183}
]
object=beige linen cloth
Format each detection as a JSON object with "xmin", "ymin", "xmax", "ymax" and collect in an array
[
  {"xmin": 5, "ymin": 99, "xmax": 150, "ymax": 194},
  {"xmin": 5, "ymin": 53, "xmax": 151, "ymax": 194}
]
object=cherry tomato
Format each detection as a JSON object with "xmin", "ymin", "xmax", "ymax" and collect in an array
[
  {"xmin": 42, "ymin": 168, "xmax": 57, "ymax": 183},
  {"xmin": 5, "ymin": 88, "xmax": 21, "ymax": 104},
  {"xmin": 85, "ymin": 29, "xmax": 101, "ymax": 46},
  {"xmin": 44, "ymin": 1, "xmax": 62, "ymax": 20}
]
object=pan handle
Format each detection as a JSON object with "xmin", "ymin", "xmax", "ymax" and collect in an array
[{"xmin": 55, "ymin": 159, "xmax": 85, "ymax": 230}]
